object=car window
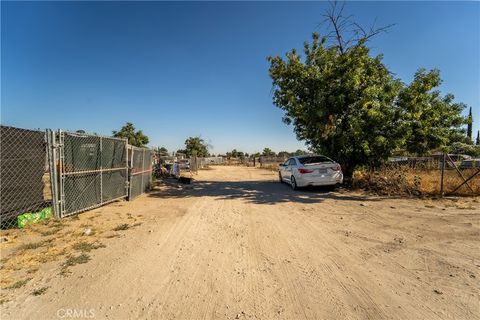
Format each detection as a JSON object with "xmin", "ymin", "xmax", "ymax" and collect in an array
[
  {"xmin": 298, "ymin": 156, "xmax": 332, "ymax": 164},
  {"xmin": 288, "ymin": 159, "xmax": 296, "ymax": 166}
]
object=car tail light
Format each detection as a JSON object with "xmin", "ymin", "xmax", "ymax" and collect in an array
[
  {"xmin": 298, "ymin": 168, "xmax": 314, "ymax": 174},
  {"xmin": 334, "ymin": 164, "xmax": 341, "ymax": 171}
]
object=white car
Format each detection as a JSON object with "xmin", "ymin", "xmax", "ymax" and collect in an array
[
  {"xmin": 278, "ymin": 155, "xmax": 343, "ymax": 190},
  {"xmin": 178, "ymin": 159, "xmax": 190, "ymax": 170}
]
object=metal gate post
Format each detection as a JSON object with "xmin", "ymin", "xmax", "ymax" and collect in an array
[
  {"xmin": 149, "ymin": 150, "xmax": 153, "ymax": 189},
  {"xmin": 58, "ymin": 130, "xmax": 66, "ymax": 217},
  {"xmin": 440, "ymin": 153, "xmax": 445, "ymax": 197},
  {"xmin": 47, "ymin": 130, "xmax": 60, "ymax": 218},
  {"xmin": 100, "ymin": 136, "xmax": 103, "ymax": 204},
  {"xmin": 128, "ymin": 145, "xmax": 134, "ymax": 199},
  {"xmin": 125, "ymin": 140, "xmax": 129, "ymax": 198},
  {"xmin": 141, "ymin": 148, "xmax": 145, "ymax": 192}
]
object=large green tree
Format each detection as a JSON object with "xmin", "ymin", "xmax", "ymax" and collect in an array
[
  {"xmin": 268, "ymin": 35, "xmax": 403, "ymax": 177},
  {"xmin": 294, "ymin": 149, "xmax": 308, "ymax": 156},
  {"xmin": 184, "ymin": 136, "xmax": 209, "ymax": 157},
  {"xmin": 268, "ymin": 3, "xmax": 468, "ymax": 177},
  {"xmin": 112, "ymin": 122, "xmax": 149, "ymax": 147},
  {"xmin": 396, "ymin": 69, "xmax": 467, "ymax": 155},
  {"xmin": 277, "ymin": 151, "xmax": 291, "ymax": 159},
  {"xmin": 156, "ymin": 146, "xmax": 169, "ymax": 156},
  {"xmin": 262, "ymin": 148, "xmax": 275, "ymax": 157}
]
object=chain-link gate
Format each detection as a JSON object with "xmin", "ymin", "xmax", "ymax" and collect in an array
[
  {"xmin": 128, "ymin": 146, "xmax": 153, "ymax": 200},
  {"xmin": 0, "ymin": 126, "xmax": 52, "ymax": 228},
  {"xmin": 52, "ymin": 130, "xmax": 128, "ymax": 218}
]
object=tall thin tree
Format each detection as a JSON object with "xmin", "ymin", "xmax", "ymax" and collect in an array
[{"xmin": 467, "ymin": 107, "xmax": 473, "ymax": 143}]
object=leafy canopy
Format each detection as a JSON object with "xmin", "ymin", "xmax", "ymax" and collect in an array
[
  {"xmin": 183, "ymin": 136, "xmax": 209, "ymax": 157},
  {"xmin": 156, "ymin": 147, "xmax": 169, "ymax": 156},
  {"xmin": 267, "ymin": 4, "xmax": 468, "ymax": 176},
  {"xmin": 396, "ymin": 69, "xmax": 468, "ymax": 155},
  {"xmin": 112, "ymin": 122, "xmax": 149, "ymax": 147},
  {"xmin": 262, "ymin": 148, "xmax": 276, "ymax": 157}
]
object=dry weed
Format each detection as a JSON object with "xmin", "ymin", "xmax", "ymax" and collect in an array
[{"xmin": 353, "ymin": 166, "xmax": 479, "ymax": 196}]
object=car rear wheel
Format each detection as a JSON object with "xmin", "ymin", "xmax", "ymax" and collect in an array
[{"xmin": 291, "ymin": 176, "xmax": 298, "ymax": 190}]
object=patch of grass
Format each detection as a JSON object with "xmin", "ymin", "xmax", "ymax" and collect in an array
[
  {"xmin": 17, "ymin": 241, "xmax": 47, "ymax": 251},
  {"xmin": 39, "ymin": 227, "xmax": 63, "ymax": 237},
  {"xmin": 59, "ymin": 268, "xmax": 71, "ymax": 277},
  {"xmin": 353, "ymin": 166, "xmax": 480, "ymax": 196},
  {"xmin": 1, "ymin": 256, "xmax": 10, "ymax": 265},
  {"xmin": 28, "ymin": 268, "xmax": 39, "ymax": 273},
  {"xmin": 6, "ymin": 278, "xmax": 31, "ymax": 289},
  {"xmin": 38, "ymin": 248, "xmax": 67, "ymax": 263},
  {"xmin": 32, "ymin": 287, "xmax": 48, "ymax": 296},
  {"xmin": 113, "ymin": 223, "xmax": 129, "ymax": 231},
  {"xmin": 60, "ymin": 253, "xmax": 91, "ymax": 277},
  {"xmin": 64, "ymin": 253, "xmax": 91, "ymax": 268},
  {"xmin": 105, "ymin": 233, "xmax": 121, "ymax": 239},
  {"xmin": 72, "ymin": 242, "xmax": 105, "ymax": 252}
]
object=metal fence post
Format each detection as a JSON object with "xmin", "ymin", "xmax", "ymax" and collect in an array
[
  {"xmin": 100, "ymin": 136, "xmax": 103, "ymax": 204},
  {"xmin": 58, "ymin": 130, "xmax": 65, "ymax": 217},
  {"xmin": 47, "ymin": 129, "xmax": 60, "ymax": 218},
  {"xmin": 440, "ymin": 153, "xmax": 445, "ymax": 197},
  {"xmin": 126, "ymin": 140, "xmax": 130, "ymax": 198},
  {"xmin": 141, "ymin": 148, "xmax": 145, "ymax": 192}
]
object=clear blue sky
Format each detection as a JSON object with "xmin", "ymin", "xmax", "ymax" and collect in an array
[{"xmin": 1, "ymin": 1, "xmax": 479, "ymax": 154}]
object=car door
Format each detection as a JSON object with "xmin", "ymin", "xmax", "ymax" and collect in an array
[
  {"xmin": 284, "ymin": 158, "xmax": 295, "ymax": 179},
  {"xmin": 280, "ymin": 159, "xmax": 289, "ymax": 180}
]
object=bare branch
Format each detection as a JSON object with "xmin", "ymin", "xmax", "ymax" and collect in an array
[{"xmin": 317, "ymin": 0, "xmax": 396, "ymax": 53}]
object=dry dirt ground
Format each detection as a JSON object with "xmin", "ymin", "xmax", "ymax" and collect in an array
[{"xmin": 1, "ymin": 166, "xmax": 479, "ymax": 320}]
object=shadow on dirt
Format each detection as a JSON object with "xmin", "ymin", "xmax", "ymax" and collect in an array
[{"xmin": 149, "ymin": 179, "xmax": 375, "ymax": 205}]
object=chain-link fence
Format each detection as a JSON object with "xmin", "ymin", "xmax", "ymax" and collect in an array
[
  {"xmin": 259, "ymin": 156, "xmax": 288, "ymax": 167},
  {"xmin": 0, "ymin": 126, "xmax": 52, "ymax": 228},
  {"xmin": 128, "ymin": 146, "xmax": 153, "ymax": 200},
  {"xmin": 189, "ymin": 156, "xmax": 224, "ymax": 174},
  {"xmin": 1, "ymin": 125, "xmax": 159, "ymax": 228},
  {"xmin": 55, "ymin": 130, "xmax": 129, "ymax": 218}
]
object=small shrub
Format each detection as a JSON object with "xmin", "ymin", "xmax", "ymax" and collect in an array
[
  {"xmin": 113, "ymin": 223, "xmax": 129, "ymax": 231},
  {"xmin": 6, "ymin": 278, "xmax": 31, "ymax": 289},
  {"xmin": 72, "ymin": 242, "xmax": 105, "ymax": 252},
  {"xmin": 64, "ymin": 253, "xmax": 90, "ymax": 268},
  {"xmin": 353, "ymin": 165, "xmax": 480, "ymax": 196},
  {"xmin": 105, "ymin": 233, "xmax": 121, "ymax": 239},
  {"xmin": 32, "ymin": 287, "xmax": 48, "ymax": 296},
  {"xmin": 39, "ymin": 227, "xmax": 62, "ymax": 237},
  {"xmin": 17, "ymin": 241, "xmax": 46, "ymax": 251}
]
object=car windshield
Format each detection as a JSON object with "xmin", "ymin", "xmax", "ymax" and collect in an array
[{"xmin": 298, "ymin": 156, "xmax": 332, "ymax": 164}]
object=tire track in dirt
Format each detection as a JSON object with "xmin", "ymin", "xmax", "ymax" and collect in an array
[{"xmin": 2, "ymin": 166, "xmax": 478, "ymax": 320}]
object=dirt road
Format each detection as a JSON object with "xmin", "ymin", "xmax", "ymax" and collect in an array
[{"xmin": 1, "ymin": 166, "xmax": 479, "ymax": 319}]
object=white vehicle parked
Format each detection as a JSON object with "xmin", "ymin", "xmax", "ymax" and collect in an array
[{"xmin": 278, "ymin": 155, "xmax": 343, "ymax": 190}]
